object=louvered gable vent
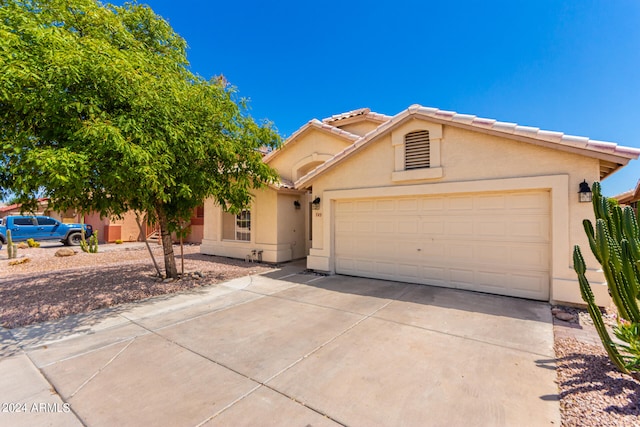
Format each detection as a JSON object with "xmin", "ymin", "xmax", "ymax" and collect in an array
[{"xmin": 404, "ymin": 130, "xmax": 430, "ymax": 169}]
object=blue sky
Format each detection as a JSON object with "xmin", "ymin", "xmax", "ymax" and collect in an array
[{"xmin": 114, "ymin": 0, "xmax": 640, "ymax": 196}]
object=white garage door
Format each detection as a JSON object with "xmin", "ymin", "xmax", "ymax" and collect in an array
[{"xmin": 334, "ymin": 190, "xmax": 550, "ymax": 300}]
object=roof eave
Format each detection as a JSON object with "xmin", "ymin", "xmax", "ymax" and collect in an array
[
  {"xmin": 295, "ymin": 107, "xmax": 639, "ymax": 188},
  {"xmin": 263, "ymin": 120, "xmax": 359, "ymax": 165}
]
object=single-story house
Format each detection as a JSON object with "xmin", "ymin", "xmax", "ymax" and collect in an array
[{"xmin": 201, "ymin": 105, "xmax": 640, "ymax": 305}]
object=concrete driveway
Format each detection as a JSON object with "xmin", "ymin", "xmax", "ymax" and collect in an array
[{"xmin": 1, "ymin": 262, "xmax": 560, "ymax": 426}]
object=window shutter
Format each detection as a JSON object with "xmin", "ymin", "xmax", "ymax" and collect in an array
[{"xmin": 404, "ymin": 130, "xmax": 430, "ymax": 169}]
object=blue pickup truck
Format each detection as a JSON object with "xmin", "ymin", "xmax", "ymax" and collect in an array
[{"xmin": 0, "ymin": 215, "xmax": 93, "ymax": 250}]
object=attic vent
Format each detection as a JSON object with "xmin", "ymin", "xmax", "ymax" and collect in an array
[{"xmin": 405, "ymin": 130, "xmax": 430, "ymax": 169}]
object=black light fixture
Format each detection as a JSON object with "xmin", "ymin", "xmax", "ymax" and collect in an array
[
  {"xmin": 293, "ymin": 200, "xmax": 301, "ymax": 209},
  {"xmin": 312, "ymin": 197, "xmax": 321, "ymax": 210},
  {"xmin": 579, "ymin": 180, "xmax": 592, "ymax": 203}
]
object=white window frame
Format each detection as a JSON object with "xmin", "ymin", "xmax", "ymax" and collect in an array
[{"xmin": 235, "ymin": 210, "xmax": 251, "ymax": 242}]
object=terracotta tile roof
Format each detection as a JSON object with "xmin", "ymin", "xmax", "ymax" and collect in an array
[
  {"xmin": 0, "ymin": 197, "xmax": 49, "ymax": 213},
  {"xmin": 405, "ymin": 104, "xmax": 640, "ymax": 157},
  {"xmin": 322, "ymin": 108, "xmax": 392, "ymax": 124},
  {"xmin": 294, "ymin": 104, "xmax": 640, "ymax": 188},
  {"xmin": 263, "ymin": 119, "xmax": 360, "ymax": 164}
]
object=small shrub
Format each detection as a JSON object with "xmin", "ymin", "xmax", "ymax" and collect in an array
[
  {"xmin": 8, "ymin": 258, "xmax": 30, "ymax": 266},
  {"xmin": 115, "ymin": 239, "xmax": 123, "ymax": 244},
  {"xmin": 26, "ymin": 238, "xmax": 40, "ymax": 248},
  {"xmin": 17, "ymin": 242, "xmax": 29, "ymax": 249}
]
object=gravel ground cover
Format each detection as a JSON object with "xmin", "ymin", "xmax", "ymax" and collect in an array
[
  {"xmin": 553, "ymin": 307, "xmax": 640, "ymax": 426},
  {"xmin": 0, "ymin": 243, "xmax": 271, "ymax": 328},
  {"xmin": 2, "ymin": 243, "xmax": 640, "ymax": 425}
]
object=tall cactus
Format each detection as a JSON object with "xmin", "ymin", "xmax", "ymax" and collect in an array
[
  {"xmin": 574, "ymin": 182, "xmax": 640, "ymax": 378},
  {"xmin": 80, "ymin": 230, "xmax": 99, "ymax": 253},
  {"xmin": 6, "ymin": 229, "xmax": 17, "ymax": 259}
]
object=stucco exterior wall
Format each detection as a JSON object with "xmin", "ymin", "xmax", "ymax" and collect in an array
[
  {"xmin": 277, "ymin": 193, "xmax": 307, "ymax": 260},
  {"xmin": 268, "ymin": 131, "xmax": 354, "ymax": 182},
  {"xmin": 306, "ymin": 121, "xmax": 605, "ymax": 305},
  {"xmin": 201, "ymin": 187, "xmax": 306, "ymax": 263},
  {"xmin": 338, "ymin": 121, "xmax": 381, "ymax": 136}
]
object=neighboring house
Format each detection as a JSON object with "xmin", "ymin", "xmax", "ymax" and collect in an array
[
  {"xmin": 0, "ymin": 198, "xmax": 52, "ymax": 218},
  {"xmin": 0, "ymin": 199, "xmax": 204, "ymax": 244},
  {"xmin": 613, "ymin": 179, "xmax": 640, "ymax": 213},
  {"xmin": 201, "ymin": 105, "xmax": 640, "ymax": 305}
]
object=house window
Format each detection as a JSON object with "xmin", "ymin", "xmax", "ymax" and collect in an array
[
  {"xmin": 235, "ymin": 210, "xmax": 251, "ymax": 241},
  {"xmin": 404, "ymin": 130, "xmax": 430, "ymax": 170}
]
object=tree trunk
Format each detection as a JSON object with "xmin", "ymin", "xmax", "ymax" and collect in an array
[
  {"xmin": 156, "ymin": 204, "xmax": 178, "ymax": 279},
  {"xmin": 135, "ymin": 212, "xmax": 162, "ymax": 278}
]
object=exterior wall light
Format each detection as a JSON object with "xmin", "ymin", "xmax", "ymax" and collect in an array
[
  {"xmin": 579, "ymin": 180, "xmax": 593, "ymax": 203},
  {"xmin": 312, "ymin": 197, "xmax": 321, "ymax": 210},
  {"xmin": 293, "ymin": 200, "xmax": 301, "ymax": 209}
]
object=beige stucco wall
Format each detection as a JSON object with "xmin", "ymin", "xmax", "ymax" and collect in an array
[
  {"xmin": 277, "ymin": 193, "xmax": 307, "ymax": 260},
  {"xmin": 201, "ymin": 187, "xmax": 307, "ymax": 263},
  {"xmin": 268, "ymin": 130, "xmax": 354, "ymax": 182},
  {"xmin": 338, "ymin": 120, "xmax": 381, "ymax": 136},
  {"xmin": 305, "ymin": 120, "xmax": 605, "ymax": 305}
]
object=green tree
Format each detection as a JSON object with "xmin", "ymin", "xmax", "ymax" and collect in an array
[{"xmin": 0, "ymin": 0, "xmax": 280, "ymax": 278}]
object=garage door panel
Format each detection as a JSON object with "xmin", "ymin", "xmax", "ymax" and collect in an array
[
  {"xmin": 450, "ymin": 268, "xmax": 475, "ymax": 286},
  {"xmin": 512, "ymin": 273, "xmax": 548, "ymax": 293},
  {"xmin": 449, "ymin": 196, "xmax": 474, "ymax": 210},
  {"xmin": 422, "ymin": 242, "xmax": 445, "ymax": 256},
  {"xmin": 335, "ymin": 220, "xmax": 354, "ymax": 233},
  {"xmin": 421, "ymin": 197, "xmax": 444, "ymax": 211},
  {"xmin": 398, "ymin": 198, "xmax": 419, "ymax": 211},
  {"xmin": 509, "ymin": 192, "xmax": 550, "ymax": 210},
  {"xmin": 375, "ymin": 220, "xmax": 394, "ymax": 233},
  {"xmin": 447, "ymin": 244, "xmax": 474, "ymax": 261},
  {"xmin": 376, "ymin": 261, "xmax": 396, "ymax": 276},
  {"xmin": 510, "ymin": 245, "xmax": 549, "ymax": 269},
  {"xmin": 356, "ymin": 200, "xmax": 374, "ymax": 212},
  {"xmin": 421, "ymin": 266, "xmax": 446, "ymax": 281},
  {"xmin": 355, "ymin": 259, "xmax": 374, "ymax": 273},
  {"xmin": 421, "ymin": 220, "xmax": 444, "ymax": 234},
  {"xmin": 478, "ymin": 221, "xmax": 507, "ymax": 237},
  {"xmin": 447, "ymin": 220, "xmax": 474, "ymax": 236},
  {"xmin": 398, "ymin": 220, "xmax": 418, "ymax": 234},
  {"xmin": 398, "ymin": 264, "xmax": 419, "ymax": 279},
  {"xmin": 375, "ymin": 199, "xmax": 395, "ymax": 211},
  {"xmin": 476, "ymin": 194, "xmax": 506, "ymax": 210},
  {"xmin": 355, "ymin": 220, "xmax": 374, "ymax": 234},
  {"xmin": 334, "ymin": 190, "xmax": 550, "ymax": 300},
  {"xmin": 509, "ymin": 219, "xmax": 549, "ymax": 240},
  {"xmin": 336, "ymin": 258, "xmax": 356, "ymax": 272},
  {"xmin": 477, "ymin": 244, "xmax": 509, "ymax": 263}
]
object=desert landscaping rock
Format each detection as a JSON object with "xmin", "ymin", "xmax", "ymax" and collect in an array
[
  {"xmin": 554, "ymin": 311, "xmax": 576, "ymax": 322},
  {"xmin": 55, "ymin": 248, "xmax": 76, "ymax": 257}
]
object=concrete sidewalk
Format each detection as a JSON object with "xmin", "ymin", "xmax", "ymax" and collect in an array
[{"xmin": 0, "ymin": 263, "xmax": 560, "ymax": 426}]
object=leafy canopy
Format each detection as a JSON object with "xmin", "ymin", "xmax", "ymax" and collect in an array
[{"xmin": 0, "ymin": 0, "xmax": 281, "ymax": 275}]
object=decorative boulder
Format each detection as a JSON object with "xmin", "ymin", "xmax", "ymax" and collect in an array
[{"xmin": 55, "ymin": 248, "xmax": 76, "ymax": 257}]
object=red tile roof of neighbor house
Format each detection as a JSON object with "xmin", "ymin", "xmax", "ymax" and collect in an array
[
  {"xmin": 0, "ymin": 198, "xmax": 50, "ymax": 213},
  {"xmin": 293, "ymin": 104, "xmax": 640, "ymax": 188},
  {"xmin": 614, "ymin": 179, "xmax": 640, "ymax": 204},
  {"xmin": 322, "ymin": 107, "xmax": 392, "ymax": 124}
]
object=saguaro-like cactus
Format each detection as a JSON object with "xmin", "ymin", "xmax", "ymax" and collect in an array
[
  {"xmin": 6, "ymin": 229, "xmax": 17, "ymax": 259},
  {"xmin": 81, "ymin": 230, "xmax": 99, "ymax": 253},
  {"xmin": 573, "ymin": 182, "xmax": 640, "ymax": 378}
]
